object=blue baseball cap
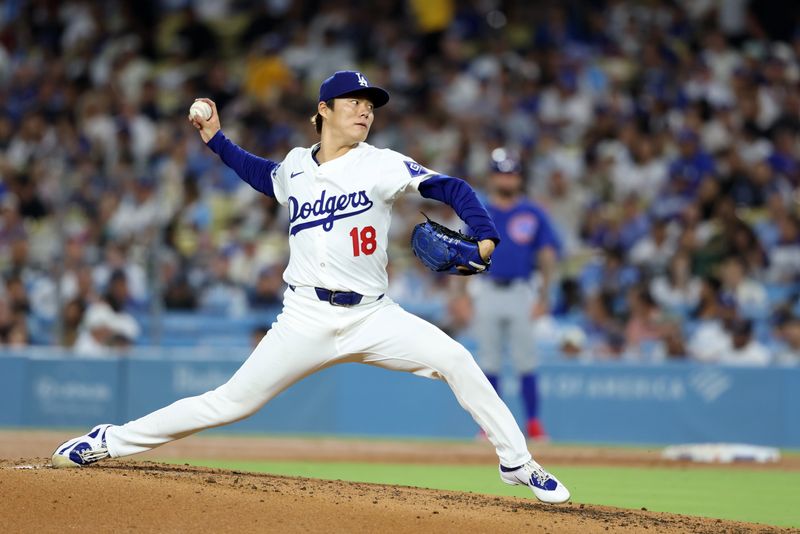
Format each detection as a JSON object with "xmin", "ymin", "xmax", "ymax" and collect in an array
[
  {"xmin": 489, "ymin": 147, "xmax": 522, "ymax": 174},
  {"xmin": 319, "ymin": 70, "xmax": 390, "ymax": 108}
]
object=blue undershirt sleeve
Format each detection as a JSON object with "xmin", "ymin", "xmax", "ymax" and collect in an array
[
  {"xmin": 417, "ymin": 175, "xmax": 501, "ymax": 244},
  {"xmin": 206, "ymin": 130, "xmax": 277, "ymax": 197}
]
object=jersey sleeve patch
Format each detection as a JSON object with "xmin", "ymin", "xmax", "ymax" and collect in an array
[
  {"xmin": 270, "ymin": 159, "xmax": 289, "ymax": 206},
  {"xmin": 403, "ymin": 160, "xmax": 430, "ymax": 178}
]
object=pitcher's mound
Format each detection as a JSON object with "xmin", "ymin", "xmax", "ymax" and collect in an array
[{"xmin": 0, "ymin": 459, "xmax": 786, "ymax": 533}]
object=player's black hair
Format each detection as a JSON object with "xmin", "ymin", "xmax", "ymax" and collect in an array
[{"xmin": 311, "ymin": 99, "xmax": 335, "ymax": 134}]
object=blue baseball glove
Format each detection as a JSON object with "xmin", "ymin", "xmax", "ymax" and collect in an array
[{"xmin": 410, "ymin": 215, "xmax": 491, "ymax": 275}]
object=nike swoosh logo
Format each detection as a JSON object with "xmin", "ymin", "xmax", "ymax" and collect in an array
[{"xmin": 290, "ymin": 171, "xmax": 304, "ymax": 178}]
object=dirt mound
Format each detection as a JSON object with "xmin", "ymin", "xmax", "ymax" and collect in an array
[{"xmin": 0, "ymin": 459, "xmax": 791, "ymax": 533}]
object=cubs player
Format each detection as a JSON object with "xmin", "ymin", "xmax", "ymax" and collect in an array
[
  {"xmin": 52, "ymin": 71, "xmax": 569, "ymax": 504},
  {"xmin": 471, "ymin": 148, "xmax": 561, "ymax": 440}
]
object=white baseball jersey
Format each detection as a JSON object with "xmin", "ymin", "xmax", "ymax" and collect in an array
[{"xmin": 272, "ymin": 142, "xmax": 436, "ymax": 297}]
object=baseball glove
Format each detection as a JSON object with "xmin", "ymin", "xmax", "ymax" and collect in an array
[{"xmin": 410, "ymin": 215, "xmax": 491, "ymax": 275}]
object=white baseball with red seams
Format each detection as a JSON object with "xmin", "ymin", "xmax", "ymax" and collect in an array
[{"xmin": 189, "ymin": 100, "xmax": 212, "ymax": 121}]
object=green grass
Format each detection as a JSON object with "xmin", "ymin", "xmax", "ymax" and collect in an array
[{"xmin": 161, "ymin": 459, "xmax": 800, "ymax": 528}]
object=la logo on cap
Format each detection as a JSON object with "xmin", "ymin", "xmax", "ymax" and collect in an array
[{"xmin": 318, "ymin": 70, "xmax": 390, "ymax": 108}]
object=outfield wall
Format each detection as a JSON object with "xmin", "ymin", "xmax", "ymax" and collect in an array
[{"xmin": 1, "ymin": 351, "xmax": 798, "ymax": 447}]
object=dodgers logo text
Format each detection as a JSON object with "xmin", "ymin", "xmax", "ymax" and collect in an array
[{"xmin": 288, "ymin": 190, "xmax": 374, "ymax": 235}]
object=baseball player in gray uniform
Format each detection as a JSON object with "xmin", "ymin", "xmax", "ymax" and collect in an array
[
  {"xmin": 52, "ymin": 71, "xmax": 569, "ymax": 504},
  {"xmin": 472, "ymin": 149, "xmax": 561, "ymax": 440}
]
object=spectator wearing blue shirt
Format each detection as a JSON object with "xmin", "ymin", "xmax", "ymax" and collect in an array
[
  {"xmin": 662, "ymin": 129, "xmax": 716, "ymax": 216},
  {"xmin": 767, "ymin": 127, "xmax": 799, "ymax": 184},
  {"xmin": 469, "ymin": 148, "xmax": 561, "ymax": 440},
  {"xmin": 580, "ymin": 244, "xmax": 640, "ymax": 314}
]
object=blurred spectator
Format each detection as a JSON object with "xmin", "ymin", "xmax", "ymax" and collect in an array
[
  {"xmin": 655, "ymin": 320, "xmax": 688, "ymax": 361},
  {"xmin": 199, "ymin": 254, "xmax": 248, "ymax": 317},
  {"xmin": 774, "ymin": 314, "xmax": 800, "ymax": 366},
  {"xmin": 754, "ymin": 192, "xmax": 789, "ymax": 255},
  {"xmin": 538, "ymin": 69, "xmax": 593, "ymax": 144},
  {"xmin": 74, "ymin": 270, "xmax": 140, "ymax": 356},
  {"xmin": 766, "ymin": 127, "xmax": 799, "ymax": 185},
  {"xmin": 552, "ymin": 278, "xmax": 582, "ymax": 319},
  {"xmin": 580, "ymin": 291, "xmax": 623, "ymax": 357},
  {"xmin": 650, "ymin": 251, "xmax": 702, "ymax": 315},
  {"xmin": 93, "ymin": 243, "xmax": 148, "ymax": 306},
  {"xmin": 229, "ymin": 230, "xmax": 270, "ymax": 289},
  {"xmin": 628, "ymin": 215, "xmax": 676, "ymax": 276},
  {"xmin": 559, "ymin": 326, "xmax": 589, "ymax": 362},
  {"xmin": 108, "ymin": 175, "xmax": 171, "ymax": 240},
  {"xmin": 719, "ymin": 318, "xmax": 771, "ymax": 366},
  {"xmin": 687, "ymin": 278, "xmax": 737, "ymax": 363},
  {"xmin": 580, "ymin": 245, "xmax": 639, "ymax": 312},
  {"xmin": 0, "ymin": 297, "xmax": 29, "ymax": 347},
  {"xmin": 248, "ymin": 266, "xmax": 284, "ymax": 309},
  {"xmin": 624, "ymin": 286, "xmax": 665, "ymax": 359},
  {"xmin": 162, "ymin": 255, "xmax": 198, "ymax": 311},
  {"xmin": 536, "ymin": 166, "xmax": 589, "ymax": 255},
  {"xmin": 617, "ymin": 195, "xmax": 651, "ymax": 252},
  {"xmin": 718, "ymin": 255, "xmax": 767, "ymax": 316},
  {"xmin": 611, "ymin": 137, "xmax": 668, "ymax": 204},
  {"xmin": 765, "ymin": 214, "xmax": 800, "ymax": 283},
  {"xmin": 665, "ymin": 129, "xmax": 716, "ymax": 204},
  {"xmin": 4, "ymin": 275, "xmax": 31, "ymax": 316},
  {"xmin": 727, "ymin": 219, "xmax": 769, "ymax": 274},
  {"xmin": 61, "ymin": 298, "xmax": 86, "ymax": 347},
  {"xmin": 728, "ymin": 159, "xmax": 775, "ymax": 208}
]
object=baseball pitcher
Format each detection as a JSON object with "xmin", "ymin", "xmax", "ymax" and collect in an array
[{"xmin": 52, "ymin": 71, "xmax": 569, "ymax": 504}]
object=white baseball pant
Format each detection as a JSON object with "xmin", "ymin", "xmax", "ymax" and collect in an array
[{"xmin": 105, "ymin": 287, "xmax": 532, "ymax": 467}]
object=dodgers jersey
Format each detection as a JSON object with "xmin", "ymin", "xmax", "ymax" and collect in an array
[
  {"xmin": 271, "ymin": 142, "xmax": 435, "ymax": 296},
  {"xmin": 486, "ymin": 200, "xmax": 561, "ymax": 281},
  {"xmin": 207, "ymin": 131, "xmax": 499, "ymax": 296}
]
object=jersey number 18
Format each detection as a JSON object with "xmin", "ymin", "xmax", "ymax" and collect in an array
[{"xmin": 349, "ymin": 226, "xmax": 376, "ymax": 256}]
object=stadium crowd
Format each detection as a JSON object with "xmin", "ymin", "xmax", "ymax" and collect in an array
[{"xmin": 1, "ymin": 0, "xmax": 799, "ymax": 365}]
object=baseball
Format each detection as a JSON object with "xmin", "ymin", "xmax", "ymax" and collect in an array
[{"xmin": 189, "ymin": 100, "xmax": 212, "ymax": 121}]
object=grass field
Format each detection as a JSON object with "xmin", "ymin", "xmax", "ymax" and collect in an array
[{"xmin": 163, "ymin": 459, "xmax": 800, "ymax": 528}]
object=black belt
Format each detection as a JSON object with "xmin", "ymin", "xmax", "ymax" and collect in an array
[{"xmin": 289, "ymin": 285, "xmax": 383, "ymax": 307}]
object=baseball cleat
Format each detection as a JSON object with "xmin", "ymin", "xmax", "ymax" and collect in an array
[
  {"xmin": 500, "ymin": 460, "xmax": 570, "ymax": 504},
  {"xmin": 51, "ymin": 424, "xmax": 113, "ymax": 468}
]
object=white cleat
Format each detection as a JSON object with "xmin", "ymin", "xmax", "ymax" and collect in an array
[
  {"xmin": 500, "ymin": 460, "xmax": 570, "ymax": 504},
  {"xmin": 51, "ymin": 424, "xmax": 113, "ymax": 468}
]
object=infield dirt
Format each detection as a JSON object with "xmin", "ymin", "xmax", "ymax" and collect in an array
[{"xmin": 1, "ymin": 431, "xmax": 797, "ymax": 533}]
